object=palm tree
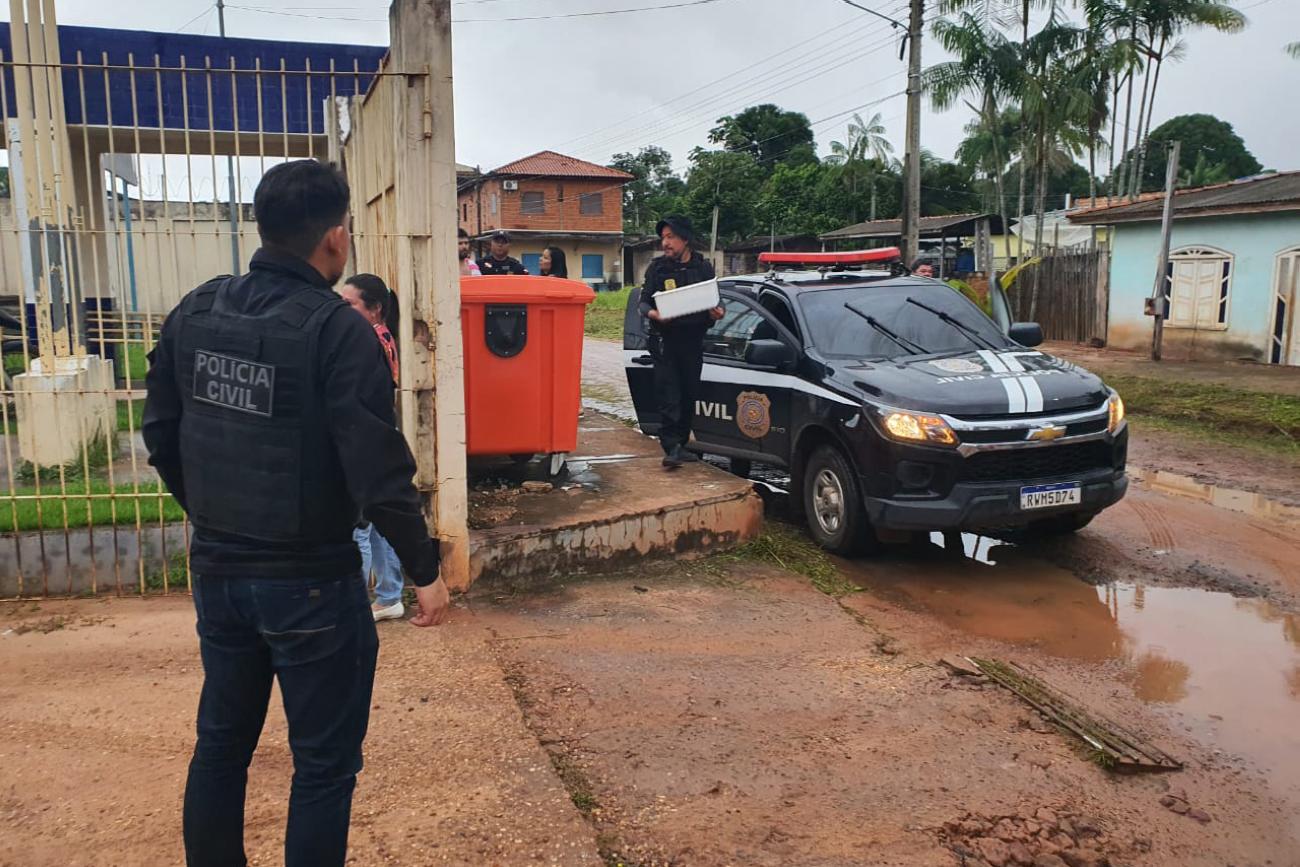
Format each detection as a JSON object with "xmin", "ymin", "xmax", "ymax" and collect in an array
[
  {"xmin": 925, "ymin": 9, "xmax": 1020, "ymax": 255},
  {"xmin": 1018, "ymin": 20, "xmax": 1091, "ymax": 317},
  {"xmin": 1287, "ymin": 41, "xmax": 1300, "ymax": 58},
  {"xmin": 827, "ymin": 112, "xmax": 894, "ymax": 222},
  {"xmin": 1127, "ymin": 0, "xmax": 1247, "ymax": 197},
  {"xmin": 956, "ymin": 108, "xmax": 1021, "ymax": 214}
]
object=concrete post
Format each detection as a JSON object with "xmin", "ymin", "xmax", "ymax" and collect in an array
[{"xmin": 389, "ymin": 0, "xmax": 470, "ymax": 589}]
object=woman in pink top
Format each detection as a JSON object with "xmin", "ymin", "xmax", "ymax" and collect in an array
[{"xmin": 340, "ymin": 273, "xmax": 405, "ymax": 621}]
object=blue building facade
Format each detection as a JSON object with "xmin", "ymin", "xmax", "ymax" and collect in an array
[{"xmin": 1076, "ymin": 175, "xmax": 1300, "ymax": 365}]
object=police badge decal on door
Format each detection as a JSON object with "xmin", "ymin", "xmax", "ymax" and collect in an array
[{"xmin": 193, "ymin": 349, "xmax": 276, "ymax": 417}]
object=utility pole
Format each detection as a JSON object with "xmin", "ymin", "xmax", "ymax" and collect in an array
[
  {"xmin": 217, "ymin": 0, "xmax": 241, "ymax": 275},
  {"xmin": 1149, "ymin": 139, "xmax": 1180, "ymax": 362},
  {"xmin": 835, "ymin": 1, "xmax": 921, "ymax": 261},
  {"xmin": 901, "ymin": 0, "xmax": 923, "ymax": 266},
  {"xmin": 709, "ymin": 177, "xmax": 721, "ymax": 268}
]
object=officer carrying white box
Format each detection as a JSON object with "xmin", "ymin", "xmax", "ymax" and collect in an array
[{"xmin": 637, "ymin": 215, "xmax": 725, "ymax": 469}]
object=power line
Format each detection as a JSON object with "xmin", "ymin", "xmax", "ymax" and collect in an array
[
  {"xmin": 557, "ymin": 7, "xmax": 901, "ymax": 151},
  {"xmin": 225, "ymin": 0, "xmax": 734, "ymax": 24},
  {"xmin": 571, "ymin": 16, "xmax": 907, "ymax": 159},
  {"xmin": 175, "ymin": 3, "xmax": 216, "ymax": 32}
]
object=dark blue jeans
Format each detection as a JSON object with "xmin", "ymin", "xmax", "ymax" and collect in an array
[{"xmin": 183, "ymin": 573, "xmax": 379, "ymax": 867}]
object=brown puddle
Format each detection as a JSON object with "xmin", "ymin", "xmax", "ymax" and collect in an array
[{"xmin": 841, "ymin": 535, "xmax": 1300, "ymax": 831}]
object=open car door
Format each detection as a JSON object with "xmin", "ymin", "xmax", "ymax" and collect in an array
[{"xmin": 623, "ymin": 287, "xmax": 662, "ymax": 435}]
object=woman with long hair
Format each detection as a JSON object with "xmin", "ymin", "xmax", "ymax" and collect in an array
[
  {"xmin": 340, "ymin": 273, "xmax": 406, "ymax": 621},
  {"xmin": 539, "ymin": 246, "xmax": 568, "ymax": 278}
]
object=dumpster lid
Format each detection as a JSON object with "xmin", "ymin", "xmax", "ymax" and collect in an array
[{"xmin": 461, "ymin": 275, "xmax": 596, "ymax": 304}]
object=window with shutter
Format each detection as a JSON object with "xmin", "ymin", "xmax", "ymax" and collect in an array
[
  {"xmin": 521, "ymin": 191, "xmax": 545, "ymax": 215},
  {"xmin": 1164, "ymin": 247, "xmax": 1232, "ymax": 330},
  {"xmin": 579, "ymin": 192, "xmax": 603, "ymax": 216}
]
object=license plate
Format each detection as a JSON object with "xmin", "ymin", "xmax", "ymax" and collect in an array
[{"xmin": 1020, "ymin": 482, "xmax": 1081, "ymax": 510}]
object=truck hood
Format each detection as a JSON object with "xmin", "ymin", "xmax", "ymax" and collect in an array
[{"xmin": 824, "ymin": 348, "xmax": 1110, "ymax": 417}]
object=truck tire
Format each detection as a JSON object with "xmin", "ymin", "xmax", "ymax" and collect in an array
[{"xmin": 802, "ymin": 445, "xmax": 875, "ymax": 556}]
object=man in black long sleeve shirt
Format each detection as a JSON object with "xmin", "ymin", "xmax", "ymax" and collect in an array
[
  {"xmin": 143, "ymin": 159, "xmax": 448, "ymax": 867},
  {"xmin": 637, "ymin": 215, "xmax": 723, "ymax": 468}
]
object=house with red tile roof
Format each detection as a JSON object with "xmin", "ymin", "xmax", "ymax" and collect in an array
[{"xmin": 458, "ymin": 150, "xmax": 633, "ymax": 287}]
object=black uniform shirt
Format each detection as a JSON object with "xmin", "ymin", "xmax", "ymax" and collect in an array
[
  {"xmin": 478, "ymin": 254, "xmax": 529, "ymax": 276},
  {"xmin": 142, "ymin": 248, "xmax": 441, "ymax": 585},
  {"xmin": 638, "ymin": 252, "xmax": 718, "ymax": 337}
]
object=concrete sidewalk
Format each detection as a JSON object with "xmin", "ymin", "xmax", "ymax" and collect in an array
[{"xmin": 1045, "ymin": 341, "xmax": 1300, "ymax": 396}]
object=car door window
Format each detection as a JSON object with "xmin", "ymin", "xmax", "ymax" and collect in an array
[
  {"xmin": 760, "ymin": 293, "xmax": 801, "ymax": 342},
  {"xmin": 703, "ymin": 299, "xmax": 768, "ymax": 361}
]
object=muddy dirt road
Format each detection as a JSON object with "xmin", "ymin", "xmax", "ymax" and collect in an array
[{"xmin": 0, "ymin": 345, "xmax": 1294, "ymax": 865}]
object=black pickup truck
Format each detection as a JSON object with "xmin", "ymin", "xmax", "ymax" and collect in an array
[{"xmin": 623, "ymin": 250, "xmax": 1128, "ymax": 554}]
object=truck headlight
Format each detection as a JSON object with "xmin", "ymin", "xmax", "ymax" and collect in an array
[
  {"xmin": 1108, "ymin": 391, "xmax": 1125, "ymax": 433},
  {"xmin": 881, "ymin": 410, "xmax": 958, "ymax": 446}
]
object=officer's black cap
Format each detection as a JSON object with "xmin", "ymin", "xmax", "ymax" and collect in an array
[
  {"xmin": 655, "ymin": 215, "xmax": 695, "ymax": 243},
  {"xmin": 491, "ymin": 230, "xmax": 511, "ymax": 242}
]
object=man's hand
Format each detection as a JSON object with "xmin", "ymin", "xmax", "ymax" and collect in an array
[
  {"xmin": 647, "ymin": 309, "xmax": 662, "ymax": 322},
  {"xmin": 410, "ymin": 578, "xmax": 451, "ymax": 627},
  {"xmin": 709, "ymin": 306, "xmax": 725, "ymax": 321}
]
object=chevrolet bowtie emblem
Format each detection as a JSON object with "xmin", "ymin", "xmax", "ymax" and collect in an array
[{"xmin": 1027, "ymin": 424, "xmax": 1067, "ymax": 442}]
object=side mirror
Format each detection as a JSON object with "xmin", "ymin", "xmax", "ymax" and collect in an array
[
  {"xmin": 746, "ymin": 338, "xmax": 796, "ymax": 369},
  {"xmin": 1009, "ymin": 322, "xmax": 1043, "ymax": 348}
]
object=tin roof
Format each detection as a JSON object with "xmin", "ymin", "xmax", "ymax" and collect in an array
[
  {"xmin": 1068, "ymin": 172, "xmax": 1300, "ymax": 225},
  {"xmin": 819, "ymin": 213, "xmax": 1002, "ymax": 241}
]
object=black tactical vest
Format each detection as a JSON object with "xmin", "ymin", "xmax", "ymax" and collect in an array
[{"xmin": 173, "ymin": 277, "xmax": 357, "ymax": 543}]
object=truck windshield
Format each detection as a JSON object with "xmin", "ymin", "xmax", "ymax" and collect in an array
[{"xmin": 798, "ymin": 283, "xmax": 1012, "ymax": 359}]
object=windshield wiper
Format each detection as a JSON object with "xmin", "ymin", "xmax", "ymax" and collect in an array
[
  {"xmin": 904, "ymin": 297, "xmax": 1001, "ymax": 351},
  {"xmin": 844, "ymin": 302, "xmax": 929, "ymax": 356}
]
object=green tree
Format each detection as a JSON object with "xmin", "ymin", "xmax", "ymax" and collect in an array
[
  {"xmin": 0, "ymin": 166, "xmax": 8, "ymax": 198},
  {"xmin": 708, "ymin": 104, "xmax": 816, "ymax": 170},
  {"xmin": 1288, "ymin": 41, "xmax": 1300, "ymax": 58},
  {"xmin": 926, "ymin": 8, "xmax": 1019, "ymax": 247},
  {"xmin": 609, "ymin": 146, "xmax": 686, "ymax": 235},
  {"xmin": 683, "ymin": 149, "xmax": 766, "ymax": 245},
  {"xmin": 1180, "ymin": 152, "xmax": 1232, "ymax": 188},
  {"xmin": 826, "ymin": 112, "xmax": 895, "ymax": 222},
  {"xmin": 920, "ymin": 152, "xmax": 983, "ymax": 215},
  {"xmin": 1114, "ymin": 113, "xmax": 1262, "ymax": 192}
]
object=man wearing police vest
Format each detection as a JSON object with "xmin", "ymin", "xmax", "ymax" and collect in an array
[
  {"xmin": 639, "ymin": 215, "xmax": 724, "ymax": 469},
  {"xmin": 143, "ymin": 159, "xmax": 450, "ymax": 867}
]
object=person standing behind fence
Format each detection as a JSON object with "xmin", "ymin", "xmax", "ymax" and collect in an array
[
  {"xmin": 142, "ymin": 158, "xmax": 450, "ymax": 867},
  {"xmin": 540, "ymin": 246, "xmax": 568, "ymax": 278},
  {"xmin": 340, "ymin": 273, "xmax": 407, "ymax": 622}
]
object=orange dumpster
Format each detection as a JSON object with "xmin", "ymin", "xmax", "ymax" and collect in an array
[{"xmin": 461, "ymin": 275, "xmax": 595, "ymax": 461}]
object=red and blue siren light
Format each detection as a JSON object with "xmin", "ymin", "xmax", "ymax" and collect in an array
[{"xmin": 757, "ymin": 247, "xmax": 901, "ymax": 267}]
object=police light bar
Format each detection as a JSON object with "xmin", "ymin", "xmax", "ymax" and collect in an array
[{"xmin": 758, "ymin": 247, "xmax": 901, "ymax": 267}]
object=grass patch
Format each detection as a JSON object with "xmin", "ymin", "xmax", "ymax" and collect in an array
[
  {"xmin": 728, "ymin": 522, "xmax": 860, "ymax": 597},
  {"xmin": 117, "ymin": 399, "xmax": 144, "ymax": 432},
  {"xmin": 3, "ymin": 354, "xmax": 26, "ymax": 377},
  {"xmin": 115, "ymin": 342, "xmax": 150, "ymax": 385},
  {"xmin": 585, "ymin": 286, "xmax": 632, "ymax": 342},
  {"xmin": 1106, "ymin": 373, "xmax": 1300, "ymax": 453},
  {"xmin": 0, "ymin": 479, "xmax": 183, "ymax": 532},
  {"xmin": 143, "ymin": 551, "xmax": 190, "ymax": 592}
]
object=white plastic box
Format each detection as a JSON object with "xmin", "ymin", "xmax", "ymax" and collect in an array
[{"xmin": 654, "ymin": 278, "xmax": 720, "ymax": 320}]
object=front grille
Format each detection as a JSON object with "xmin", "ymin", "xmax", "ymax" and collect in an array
[
  {"xmin": 958, "ymin": 418, "xmax": 1109, "ymax": 445},
  {"xmin": 962, "ymin": 441, "xmax": 1113, "ymax": 483}
]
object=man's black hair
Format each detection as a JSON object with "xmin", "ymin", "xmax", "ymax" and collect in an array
[
  {"xmin": 458, "ymin": 227, "xmax": 470, "ymax": 239},
  {"xmin": 254, "ymin": 159, "xmax": 350, "ymax": 259}
]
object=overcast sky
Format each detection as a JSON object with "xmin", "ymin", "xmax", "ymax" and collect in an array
[{"xmin": 28, "ymin": 0, "xmax": 1300, "ymax": 182}]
